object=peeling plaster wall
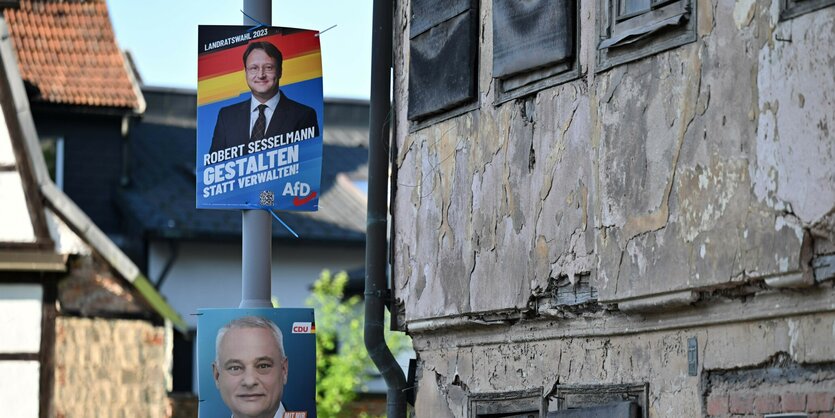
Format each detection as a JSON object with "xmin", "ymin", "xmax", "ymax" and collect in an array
[
  {"xmin": 393, "ymin": 0, "xmax": 835, "ymax": 317},
  {"xmin": 411, "ymin": 311, "xmax": 835, "ymax": 417},
  {"xmin": 393, "ymin": 0, "xmax": 835, "ymax": 415}
]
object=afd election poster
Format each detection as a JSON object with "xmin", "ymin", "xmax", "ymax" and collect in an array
[
  {"xmin": 197, "ymin": 26, "xmax": 323, "ymax": 211},
  {"xmin": 197, "ymin": 308, "xmax": 316, "ymax": 418}
]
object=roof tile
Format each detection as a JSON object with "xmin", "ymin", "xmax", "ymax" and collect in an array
[{"xmin": 4, "ymin": 0, "xmax": 141, "ymax": 110}]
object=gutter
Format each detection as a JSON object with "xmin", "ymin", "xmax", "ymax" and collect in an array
[{"xmin": 365, "ymin": 0, "xmax": 408, "ymax": 417}]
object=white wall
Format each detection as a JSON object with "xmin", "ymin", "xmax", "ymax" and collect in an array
[
  {"xmin": 150, "ymin": 240, "xmax": 364, "ymax": 328},
  {"xmin": 0, "ymin": 99, "xmax": 37, "ymax": 244},
  {"xmin": 0, "ymin": 284, "xmax": 42, "ymax": 353},
  {"xmin": 0, "ymin": 284, "xmax": 42, "ymax": 418},
  {"xmin": 0, "ymin": 361, "xmax": 40, "ymax": 418}
]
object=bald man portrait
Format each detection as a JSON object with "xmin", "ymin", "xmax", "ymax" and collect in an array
[{"xmin": 213, "ymin": 316, "xmax": 291, "ymax": 418}]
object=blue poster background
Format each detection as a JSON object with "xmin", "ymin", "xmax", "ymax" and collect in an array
[
  {"xmin": 196, "ymin": 26, "xmax": 323, "ymax": 211},
  {"xmin": 197, "ymin": 308, "xmax": 317, "ymax": 418}
]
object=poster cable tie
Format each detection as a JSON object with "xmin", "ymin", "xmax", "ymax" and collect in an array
[
  {"xmin": 268, "ymin": 209, "xmax": 299, "ymax": 238},
  {"xmin": 241, "ymin": 10, "xmax": 268, "ymax": 31},
  {"xmin": 316, "ymin": 25, "xmax": 337, "ymax": 37}
]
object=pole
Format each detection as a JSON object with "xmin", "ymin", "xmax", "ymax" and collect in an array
[{"xmin": 240, "ymin": 0, "xmax": 273, "ymax": 309}]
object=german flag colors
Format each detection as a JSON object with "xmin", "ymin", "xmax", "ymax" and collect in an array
[{"xmin": 197, "ymin": 30, "xmax": 322, "ymax": 106}]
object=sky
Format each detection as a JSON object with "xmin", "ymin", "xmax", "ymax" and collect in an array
[{"xmin": 106, "ymin": 0, "xmax": 372, "ymax": 100}]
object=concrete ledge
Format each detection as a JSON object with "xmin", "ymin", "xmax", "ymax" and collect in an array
[
  {"xmin": 814, "ymin": 255, "xmax": 835, "ymax": 283},
  {"xmin": 618, "ymin": 291, "xmax": 698, "ymax": 313}
]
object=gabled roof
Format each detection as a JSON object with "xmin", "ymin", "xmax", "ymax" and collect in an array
[
  {"xmin": 2, "ymin": 0, "xmax": 144, "ymax": 112},
  {"xmin": 117, "ymin": 88, "xmax": 369, "ymax": 245},
  {"xmin": 0, "ymin": 18, "xmax": 184, "ymax": 331}
]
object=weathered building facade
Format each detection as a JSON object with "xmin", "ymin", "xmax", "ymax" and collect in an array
[{"xmin": 392, "ymin": 0, "xmax": 835, "ymax": 416}]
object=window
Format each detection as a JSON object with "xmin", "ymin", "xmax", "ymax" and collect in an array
[
  {"xmin": 469, "ymin": 384, "xmax": 647, "ymax": 418},
  {"xmin": 492, "ymin": 0, "xmax": 579, "ymax": 103},
  {"xmin": 172, "ymin": 329, "xmax": 196, "ymax": 393},
  {"xmin": 469, "ymin": 389, "xmax": 544, "ymax": 418},
  {"xmin": 40, "ymin": 136, "xmax": 64, "ymax": 189},
  {"xmin": 597, "ymin": 0, "xmax": 697, "ymax": 71},
  {"xmin": 408, "ymin": 0, "xmax": 479, "ymax": 122},
  {"xmin": 546, "ymin": 383, "xmax": 648, "ymax": 418},
  {"xmin": 546, "ymin": 402, "xmax": 639, "ymax": 417},
  {"xmin": 781, "ymin": 0, "xmax": 835, "ymax": 20}
]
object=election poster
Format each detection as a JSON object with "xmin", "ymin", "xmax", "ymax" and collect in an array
[
  {"xmin": 197, "ymin": 26, "xmax": 323, "ymax": 211},
  {"xmin": 197, "ymin": 308, "xmax": 317, "ymax": 418}
]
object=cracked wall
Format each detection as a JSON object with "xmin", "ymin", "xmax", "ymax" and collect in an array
[
  {"xmin": 411, "ymin": 312, "xmax": 835, "ymax": 417},
  {"xmin": 393, "ymin": 0, "xmax": 835, "ymax": 415},
  {"xmin": 393, "ymin": 0, "xmax": 835, "ymax": 319}
]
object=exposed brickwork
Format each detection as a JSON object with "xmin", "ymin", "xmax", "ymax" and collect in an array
[
  {"xmin": 729, "ymin": 392, "xmax": 756, "ymax": 414},
  {"xmin": 809, "ymin": 392, "xmax": 835, "ymax": 412},
  {"xmin": 704, "ymin": 356, "xmax": 835, "ymax": 418},
  {"xmin": 53, "ymin": 317, "xmax": 170, "ymax": 418},
  {"xmin": 706, "ymin": 394, "xmax": 729, "ymax": 415},
  {"xmin": 58, "ymin": 256, "xmax": 146, "ymax": 316},
  {"xmin": 782, "ymin": 392, "xmax": 807, "ymax": 412},
  {"xmin": 706, "ymin": 391, "xmax": 835, "ymax": 417},
  {"xmin": 753, "ymin": 394, "xmax": 781, "ymax": 414}
]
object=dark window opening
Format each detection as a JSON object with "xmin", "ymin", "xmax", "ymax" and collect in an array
[
  {"xmin": 492, "ymin": 0, "xmax": 580, "ymax": 102},
  {"xmin": 172, "ymin": 329, "xmax": 195, "ymax": 393},
  {"xmin": 408, "ymin": 0, "xmax": 479, "ymax": 122},
  {"xmin": 546, "ymin": 383, "xmax": 649, "ymax": 418},
  {"xmin": 39, "ymin": 136, "xmax": 64, "ymax": 189},
  {"xmin": 597, "ymin": 0, "xmax": 697, "ymax": 71},
  {"xmin": 780, "ymin": 0, "xmax": 835, "ymax": 20},
  {"xmin": 470, "ymin": 389, "xmax": 544, "ymax": 418},
  {"xmin": 547, "ymin": 401, "xmax": 640, "ymax": 417}
]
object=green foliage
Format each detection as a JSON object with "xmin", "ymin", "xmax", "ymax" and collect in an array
[{"xmin": 304, "ymin": 270, "xmax": 411, "ymax": 418}]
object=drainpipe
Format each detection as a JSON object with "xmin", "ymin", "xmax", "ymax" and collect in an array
[{"xmin": 365, "ymin": 0, "xmax": 407, "ymax": 417}]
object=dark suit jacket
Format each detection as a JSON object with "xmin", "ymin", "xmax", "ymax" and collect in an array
[{"xmin": 209, "ymin": 91, "xmax": 319, "ymax": 154}]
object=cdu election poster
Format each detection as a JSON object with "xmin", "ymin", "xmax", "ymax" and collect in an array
[
  {"xmin": 197, "ymin": 26, "xmax": 323, "ymax": 211},
  {"xmin": 197, "ymin": 308, "xmax": 317, "ymax": 418}
]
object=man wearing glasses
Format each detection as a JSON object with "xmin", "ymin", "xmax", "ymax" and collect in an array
[{"xmin": 209, "ymin": 41, "xmax": 319, "ymax": 155}]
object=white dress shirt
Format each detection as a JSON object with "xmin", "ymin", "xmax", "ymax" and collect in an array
[{"xmin": 249, "ymin": 92, "xmax": 282, "ymax": 137}]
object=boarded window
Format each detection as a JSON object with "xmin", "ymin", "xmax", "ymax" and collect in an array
[
  {"xmin": 492, "ymin": 0, "xmax": 579, "ymax": 102},
  {"xmin": 547, "ymin": 401, "xmax": 639, "ymax": 417},
  {"xmin": 408, "ymin": 0, "xmax": 479, "ymax": 121},
  {"xmin": 781, "ymin": 0, "xmax": 835, "ymax": 20},
  {"xmin": 597, "ymin": 0, "xmax": 697, "ymax": 70},
  {"xmin": 546, "ymin": 383, "xmax": 648, "ymax": 418},
  {"xmin": 469, "ymin": 389, "xmax": 544, "ymax": 418}
]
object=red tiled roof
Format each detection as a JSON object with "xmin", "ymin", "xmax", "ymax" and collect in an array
[{"xmin": 4, "ymin": 0, "xmax": 142, "ymax": 110}]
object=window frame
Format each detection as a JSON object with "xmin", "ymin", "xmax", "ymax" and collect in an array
[
  {"xmin": 596, "ymin": 0, "xmax": 697, "ymax": 71},
  {"xmin": 545, "ymin": 383, "xmax": 649, "ymax": 418},
  {"xmin": 780, "ymin": 0, "xmax": 835, "ymax": 20},
  {"xmin": 491, "ymin": 0, "xmax": 582, "ymax": 104},
  {"xmin": 407, "ymin": 0, "xmax": 481, "ymax": 129},
  {"xmin": 469, "ymin": 388, "xmax": 545, "ymax": 418},
  {"xmin": 39, "ymin": 136, "xmax": 64, "ymax": 190}
]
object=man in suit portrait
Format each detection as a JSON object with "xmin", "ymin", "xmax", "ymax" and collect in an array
[
  {"xmin": 213, "ymin": 316, "xmax": 290, "ymax": 418},
  {"xmin": 209, "ymin": 41, "xmax": 319, "ymax": 155}
]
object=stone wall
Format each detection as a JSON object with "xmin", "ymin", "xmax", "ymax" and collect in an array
[{"xmin": 53, "ymin": 317, "xmax": 171, "ymax": 418}]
